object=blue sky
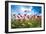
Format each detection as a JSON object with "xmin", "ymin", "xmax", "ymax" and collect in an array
[{"xmin": 11, "ymin": 5, "xmax": 41, "ymax": 16}]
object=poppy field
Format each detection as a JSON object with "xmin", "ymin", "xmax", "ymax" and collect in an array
[
  {"xmin": 11, "ymin": 5, "xmax": 41, "ymax": 28},
  {"xmin": 11, "ymin": 14, "xmax": 41, "ymax": 28}
]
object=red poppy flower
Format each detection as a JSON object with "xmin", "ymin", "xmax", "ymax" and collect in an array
[
  {"xmin": 20, "ymin": 15, "xmax": 22, "ymax": 17},
  {"xmin": 24, "ymin": 14, "xmax": 26, "ymax": 16},
  {"xmin": 27, "ymin": 15, "xmax": 29, "ymax": 19},
  {"xmin": 17, "ymin": 15, "xmax": 20, "ymax": 18}
]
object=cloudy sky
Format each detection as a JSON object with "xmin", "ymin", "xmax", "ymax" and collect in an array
[{"xmin": 11, "ymin": 5, "xmax": 41, "ymax": 16}]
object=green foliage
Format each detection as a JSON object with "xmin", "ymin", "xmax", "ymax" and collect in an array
[{"xmin": 11, "ymin": 18, "xmax": 41, "ymax": 29}]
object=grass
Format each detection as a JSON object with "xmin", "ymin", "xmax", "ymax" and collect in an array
[{"xmin": 11, "ymin": 17, "xmax": 41, "ymax": 29}]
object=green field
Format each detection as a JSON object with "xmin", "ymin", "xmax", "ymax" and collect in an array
[{"xmin": 11, "ymin": 17, "xmax": 41, "ymax": 29}]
